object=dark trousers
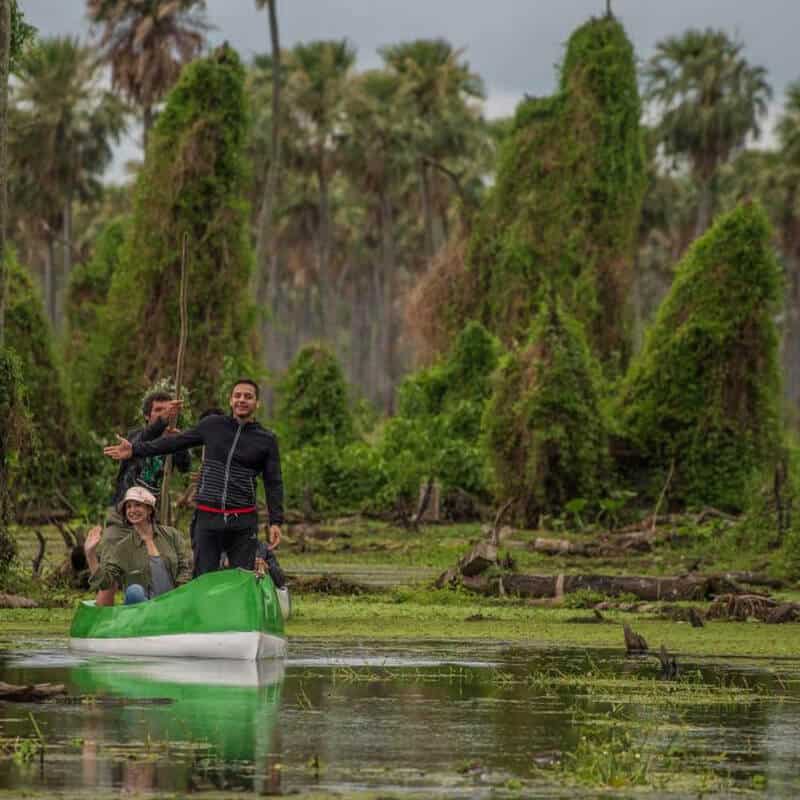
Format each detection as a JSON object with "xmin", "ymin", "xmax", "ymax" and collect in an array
[{"xmin": 194, "ymin": 510, "xmax": 258, "ymax": 576}]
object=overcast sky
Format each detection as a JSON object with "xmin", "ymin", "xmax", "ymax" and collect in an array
[{"xmin": 19, "ymin": 0, "xmax": 800, "ymax": 176}]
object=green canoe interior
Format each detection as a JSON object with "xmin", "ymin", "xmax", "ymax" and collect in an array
[{"xmin": 69, "ymin": 569, "xmax": 285, "ymax": 639}]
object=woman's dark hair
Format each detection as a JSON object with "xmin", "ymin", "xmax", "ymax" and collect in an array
[
  {"xmin": 229, "ymin": 379, "xmax": 259, "ymax": 399},
  {"xmin": 200, "ymin": 407, "xmax": 225, "ymax": 419}
]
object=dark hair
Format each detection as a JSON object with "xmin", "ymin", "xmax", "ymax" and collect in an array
[
  {"xmin": 200, "ymin": 407, "xmax": 225, "ymax": 420},
  {"xmin": 143, "ymin": 391, "xmax": 172, "ymax": 418},
  {"xmin": 229, "ymin": 379, "xmax": 259, "ymax": 399}
]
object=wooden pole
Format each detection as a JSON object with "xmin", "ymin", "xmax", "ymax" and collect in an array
[{"xmin": 159, "ymin": 233, "xmax": 190, "ymax": 523}]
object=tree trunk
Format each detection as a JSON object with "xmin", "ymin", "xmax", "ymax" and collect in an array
[
  {"xmin": 44, "ymin": 238, "xmax": 55, "ymax": 324},
  {"xmin": 254, "ymin": 0, "xmax": 283, "ymax": 309},
  {"xmin": 317, "ymin": 161, "xmax": 330, "ymax": 336},
  {"xmin": 58, "ymin": 192, "xmax": 72, "ymax": 331},
  {"xmin": 419, "ymin": 158, "xmax": 435, "ymax": 262},
  {"xmin": 694, "ymin": 177, "xmax": 713, "ymax": 240},
  {"xmin": 142, "ymin": 105, "xmax": 153, "ymax": 154},
  {"xmin": 0, "ymin": 0, "xmax": 10, "ymax": 345},
  {"xmin": 379, "ymin": 188, "xmax": 396, "ymax": 414}
]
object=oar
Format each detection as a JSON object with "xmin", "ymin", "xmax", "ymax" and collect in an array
[{"xmin": 159, "ymin": 233, "xmax": 189, "ymax": 524}]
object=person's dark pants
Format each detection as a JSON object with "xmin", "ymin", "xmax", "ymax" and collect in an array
[{"xmin": 194, "ymin": 510, "xmax": 258, "ymax": 576}]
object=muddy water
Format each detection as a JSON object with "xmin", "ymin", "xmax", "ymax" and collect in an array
[{"xmin": 1, "ymin": 639, "xmax": 799, "ymax": 798}]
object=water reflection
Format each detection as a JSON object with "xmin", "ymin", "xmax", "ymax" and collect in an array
[{"xmin": 1, "ymin": 642, "xmax": 800, "ymax": 797}]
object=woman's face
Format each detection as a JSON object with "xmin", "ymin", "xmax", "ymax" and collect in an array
[{"xmin": 125, "ymin": 500, "xmax": 152, "ymax": 525}]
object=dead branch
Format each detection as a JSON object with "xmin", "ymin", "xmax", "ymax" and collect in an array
[{"xmin": 31, "ymin": 530, "xmax": 46, "ymax": 577}]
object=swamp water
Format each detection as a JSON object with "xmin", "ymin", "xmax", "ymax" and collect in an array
[{"xmin": 0, "ymin": 639, "xmax": 799, "ymax": 798}]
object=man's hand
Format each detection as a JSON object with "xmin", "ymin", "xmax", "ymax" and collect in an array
[
  {"xmin": 254, "ymin": 556, "xmax": 267, "ymax": 577},
  {"xmin": 103, "ymin": 435, "xmax": 133, "ymax": 460},
  {"xmin": 268, "ymin": 525, "xmax": 281, "ymax": 549},
  {"xmin": 84, "ymin": 525, "xmax": 102, "ymax": 555},
  {"xmin": 157, "ymin": 400, "xmax": 183, "ymax": 421}
]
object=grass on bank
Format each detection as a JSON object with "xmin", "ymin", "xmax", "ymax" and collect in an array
[{"xmin": 4, "ymin": 585, "xmax": 800, "ymax": 660}]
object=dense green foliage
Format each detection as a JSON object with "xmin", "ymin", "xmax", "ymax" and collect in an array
[
  {"xmin": 618, "ymin": 203, "xmax": 783, "ymax": 510},
  {"xmin": 379, "ymin": 322, "xmax": 502, "ymax": 507},
  {"xmin": 9, "ymin": 0, "xmax": 36, "ymax": 71},
  {"xmin": 483, "ymin": 299, "xmax": 609, "ymax": 526},
  {"xmin": 66, "ymin": 216, "xmax": 128, "ymax": 420},
  {"xmin": 0, "ymin": 346, "xmax": 29, "ymax": 570},
  {"xmin": 275, "ymin": 343, "xmax": 355, "ymax": 450},
  {"xmin": 464, "ymin": 16, "xmax": 645, "ymax": 366},
  {"xmin": 87, "ymin": 45, "xmax": 254, "ymax": 429}
]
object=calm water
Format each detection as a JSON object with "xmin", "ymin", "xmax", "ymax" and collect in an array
[{"xmin": 1, "ymin": 638, "xmax": 799, "ymax": 798}]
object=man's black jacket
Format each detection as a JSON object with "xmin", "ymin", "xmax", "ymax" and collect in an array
[
  {"xmin": 111, "ymin": 417, "xmax": 191, "ymax": 506},
  {"xmin": 131, "ymin": 414, "xmax": 284, "ymax": 525}
]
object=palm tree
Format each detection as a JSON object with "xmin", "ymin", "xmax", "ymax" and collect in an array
[
  {"xmin": 253, "ymin": 0, "xmax": 282, "ymax": 309},
  {"xmin": 380, "ymin": 39, "xmax": 485, "ymax": 261},
  {"xmin": 0, "ymin": 0, "xmax": 11, "ymax": 345},
  {"xmin": 644, "ymin": 28, "xmax": 772, "ymax": 237},
  {"xmin": 10, "ymin": 36, "xmax": 126, "ymax": 325},
  {"xmin": 342, "ymin": 69, "xmax": 415, "ymax": 410},
  {"xmin": 285, "ymin": 38, "xmax": 355, "ymax": 336},
  {"xmin": 87, "ymin": 0, "xmax": 207, "ymax": 151}
]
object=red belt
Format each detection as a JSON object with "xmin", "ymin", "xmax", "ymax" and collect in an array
[{"xmin": 197, "ymin": 504, "xmax": 257, "ymax": 515}]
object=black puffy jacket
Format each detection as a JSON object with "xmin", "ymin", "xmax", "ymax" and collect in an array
[{"xmin": 131, "ymin": 414, "xmax": 284, "ymax": 525}]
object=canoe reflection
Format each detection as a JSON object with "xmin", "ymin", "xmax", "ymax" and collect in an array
[{"xmin": 71, "ymin": 657, "xmax": 284, "ymax": 793}]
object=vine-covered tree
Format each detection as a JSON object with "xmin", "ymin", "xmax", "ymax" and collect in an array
[
  {"xmin": 88, "ymin": 44, "xmax": 254, "ymax": 428},
  {"xmin": 429, "ymin": 16, "xmax": 645, "ymax": 367},
  {"xmin": 618, "ymin": 202, "xmax": 783, "ymax": 510},
  {"xmin": 482, "ymin": 299, "xmax": 609, "ymax": 525}
]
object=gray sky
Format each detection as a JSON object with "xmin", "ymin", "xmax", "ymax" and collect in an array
[{"xmin": 19, "ymin": 0, "xmax": 800, "ymax": 175}]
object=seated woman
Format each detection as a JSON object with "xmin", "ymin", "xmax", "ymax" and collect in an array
[{"xmin": 84, "ymin": 486, "xmax": 192, "ymax": 606}]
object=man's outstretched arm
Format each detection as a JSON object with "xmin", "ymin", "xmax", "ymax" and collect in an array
[{"xmin": 104, "ymin": 425, "xmax": 204, "ymax": 461}]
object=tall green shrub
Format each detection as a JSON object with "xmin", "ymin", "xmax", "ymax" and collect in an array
[
  {"xmin": 380, "ymin": 322, "xmax": 502, "ymax": 505},
  {"xmin": 483, "ymin": 299, "xmax": 609, "ymax": 525},
  {"xmin": 465, "ymin": 16, "xmax": 645, "ymax": 365},
  {"xmin": 618, "ymin": 202, "xmax": 783, "ymax": 509},
  {"xmin": 2, "ymin": 253, "xmax": 75, "ymax": 505},
  {"xmin": 66, "ymin": 215, "xmax": 128, "ymax": 420},
  {"xmin": 88, "ymin": 45, "xmax": 254, "ymax": 429},
  {"xmin": 275, "ymin": 343, "xmax": 355, "ymax": 451}
]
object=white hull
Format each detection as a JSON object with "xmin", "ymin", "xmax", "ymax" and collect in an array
[{"xmin": 69, "ymin": 631, "xmax": 287, "ymax": 660}]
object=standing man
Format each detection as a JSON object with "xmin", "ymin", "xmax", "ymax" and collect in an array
[{"xmin": 103, "ymin": 380, "xmax": 283, "ymax": 575}]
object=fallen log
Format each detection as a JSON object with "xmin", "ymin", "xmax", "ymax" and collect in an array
[
  {"xmin": 723, "ymin": 572, "xmax": 785, "ymax": 590},
  {"xmin": 501, "ymin": 573, "xmax": 719, "ymax": 601},
  {"xmin": 0, "ymin": 682, "xmax": 66, "ymax": 701},
  {"xmin": 0, "ymin": 593, "xmax": 38, "ymax": 609},
  {"xmin": 531, "ymin": 537, "xmax": 592, "ymax": 556}
]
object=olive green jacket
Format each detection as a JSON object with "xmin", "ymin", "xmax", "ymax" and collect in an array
[{"xmin": 90, "ymin": 525, "xmax": 192, "ymax": 594}]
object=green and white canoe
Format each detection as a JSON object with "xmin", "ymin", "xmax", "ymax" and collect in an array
[{"xmin": 69, "ymin": 569, "xmax": 287, "ymax": 660}]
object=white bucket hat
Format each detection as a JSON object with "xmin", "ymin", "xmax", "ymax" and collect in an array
[{"xmin": 118, "ymin": 485, "xmax": 157, "ymax": 515}]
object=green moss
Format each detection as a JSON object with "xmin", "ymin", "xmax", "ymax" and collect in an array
[
  {"xmin": 87, "ymin": 45, "xmax": 254, "ymax": 429},
  {"xmin": 482, "ymin": 298, "xmax": 609, "ymax": 524},
  {"xmin": 618, "ymin": 203, "xmax": 783, "ymax": 510},
  {"xmin": 465, "ymin": 16, "xmax": 645, "ymax": 366}
]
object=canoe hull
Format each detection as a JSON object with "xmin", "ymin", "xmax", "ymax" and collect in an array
[
  {"xmin": 69, "ymin": 631, "xmax": 287, "ymax": 660},
  {"xmin": 69, "ymin": 570, "xmax": 286, "ymax": 660}
]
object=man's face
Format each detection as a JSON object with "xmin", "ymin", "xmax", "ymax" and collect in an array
[
  {"xmin": 230, "ymin": 384, "xmax": 259, "ymax": 420},
  {"xmin": 148, "ymin": 400, "xmax": 172, "ymax": 424}
]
